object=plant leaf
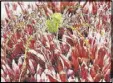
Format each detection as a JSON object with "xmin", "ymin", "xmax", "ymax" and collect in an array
[{"xmin": 46, "ymin": 13, "xmax": 62, "ymax": 33}]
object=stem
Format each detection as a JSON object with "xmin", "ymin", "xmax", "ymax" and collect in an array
[{"xmin": 18, "ymin": 35, "xmax": 32, "ymax": 82}]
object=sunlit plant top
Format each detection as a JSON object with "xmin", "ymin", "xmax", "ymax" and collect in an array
[{"xmin": 46, "ymin": 13, "xmax": 63, "ymax": 33}]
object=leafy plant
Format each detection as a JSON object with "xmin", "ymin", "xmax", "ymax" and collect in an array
[
  {"xmin": 1, "ymin": 1, "xmax": 111, "ymax": 82},
  {"xmin": 46, "ymin": 13, "xmax": 63, "ymax": 33}
]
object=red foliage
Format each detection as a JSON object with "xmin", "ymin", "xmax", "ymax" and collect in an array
[{"xmin": 1, "ymin": 1, "xmax": 111, "ymax": 82}]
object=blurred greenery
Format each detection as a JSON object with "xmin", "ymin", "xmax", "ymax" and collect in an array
[{"xmin": 46, "ymin": 13, "xmax": 63, "ymax": 33}]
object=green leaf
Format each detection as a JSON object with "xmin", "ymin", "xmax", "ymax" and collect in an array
[{"xmin": 46, "ymin": 13, "xmax": 62, "ymax": 33}]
